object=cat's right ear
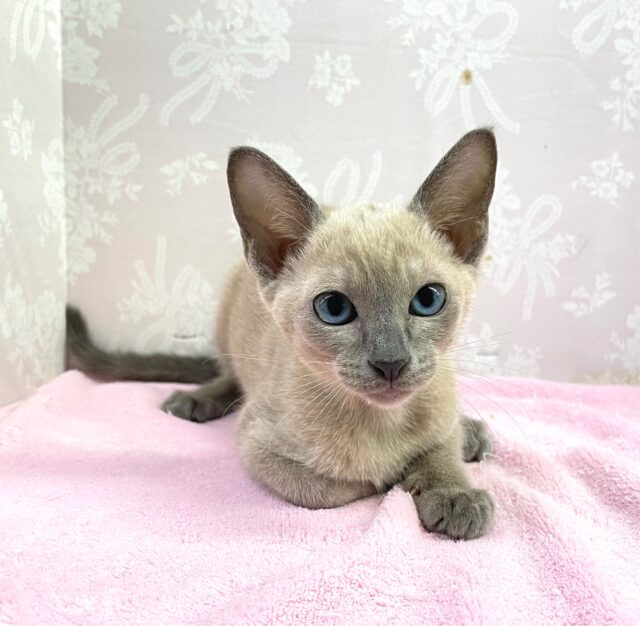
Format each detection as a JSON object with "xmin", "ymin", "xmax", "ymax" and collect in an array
[{"xmin": 227, "ymin": 147, "xmax": 320, "ymax": 281}]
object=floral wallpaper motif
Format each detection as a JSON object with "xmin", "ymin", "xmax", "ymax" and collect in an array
[
  {"xmin": 1, "ymin": 0, "xmax": 65, "ymax": 406},
  {"xmin": 160, "ymin": 152, "xmax": 219, "ymax": 197},
  {"xmin": 485, "ymin": 169, "xmax": 576, "ymax": 321},
  {"xmin": 562, "ymin": 273, "xmax": 616, "ymax": 318},
  {"xmin": 1, "ymin": 0, "xmax": 639, "ymax": 405},
  {"xmin": 389, "ymin": 0, "xmax": 520, "ymax": 132},
  {"xmin": 64, "ymin": 94, "xmax": 147, "ymax": 282},
  {"xmin": 572, "ymin": 152, "xmax": 634, "ymax": 206},
  {"xmin": 607, "ymin": 306, "xmax": 640, "ymax": 373},
  {"xmin": 116, "ymin": 236, "xmax": 216, "ymax": 354},
  {"xmin": 0, "ymin": 273, "xmax": 62, "ymax": 385},
  {"xmin": 160, "ymin": 0, "xmax": 303, "ymax": 125},
  {"xmin": 9, "ymin": 0, "xmax": 61, "ymax": 64},
  {"xmin": 2, "ymin": 98, "xmax": 35, "ymax": 160},
  {"xmin": 308, "ymin": 51, "xmax": 360, "ymax": 106},
  {"xmin": 561, "ymin": 0, "xmax": 640, "ymax": 130},
  {"xmin": 40, "ymin": 138, "xmax": 66, "ymax": 251},
  {"xmin": 61, "ymin": 0, "xmax": 121, "ymax": 90}
]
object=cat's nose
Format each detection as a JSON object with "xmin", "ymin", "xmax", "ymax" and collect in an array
[{"xmin": 369, "ymin": 359, "xmax": 408, "ymax": 383}]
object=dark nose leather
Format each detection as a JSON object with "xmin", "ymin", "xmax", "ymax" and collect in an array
[{"xmin": 369, "ymin": 359, "xmax": 408, "ymax": 383}]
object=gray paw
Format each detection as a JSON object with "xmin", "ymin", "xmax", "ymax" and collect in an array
[
  {"xmin": 461, "ymin": 417, "xmax": 492, "ymax": 462},
  {"xmin": 415, "ymin": 487, "xmax": 494, "ymax": 540},
  {"xmin": 161, "ymin": 390, "xmax": 225, "ymax": 423}
]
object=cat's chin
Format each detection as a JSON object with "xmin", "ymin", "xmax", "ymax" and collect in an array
[{"xmin": 361, "ymin": 387, "xmax": 415, "ymax": 408}]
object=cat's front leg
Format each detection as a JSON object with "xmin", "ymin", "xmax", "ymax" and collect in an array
[
  {"xmin": 461, "ymin": 416, "xmax": 492, "ymax": 462},
  {"xmin": 402, "ymin": 432, "xmax": 494, "ymax": 540},
  {"xmin": 162, "ymin": 374, "xmax": 243, "ymax": 423}
]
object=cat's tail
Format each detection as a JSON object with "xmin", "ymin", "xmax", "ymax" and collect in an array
[{"xmin": 65, "ymin": 306, "xmax": 219, "ymax": 383}]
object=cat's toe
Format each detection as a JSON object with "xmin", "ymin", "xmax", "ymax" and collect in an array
[
  {"xmin": 414, "ymin": 487, "xmax": 494, "ymax": 540},
  {"xmin": 191, "ymin": 397, "xmax": 224, "ymax": 423},
  {"xmin": 161, "ymin": 391, "xmax": 195, "ymax": 419},
  {"xmin": 161, "ymin": 391, "xmax": 224, "ymax": 423},
  {"xmin": 461, "ymin": 417, "xmax": 492, "ymax": 462}
]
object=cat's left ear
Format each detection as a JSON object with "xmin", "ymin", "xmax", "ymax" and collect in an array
[
  {"xmin": 410, "ymin": 128, "xmax": 497, "ymax": 265},
  {"xmin": 227, "ymin": 147, "xmax": 320, "ymax": 281}
]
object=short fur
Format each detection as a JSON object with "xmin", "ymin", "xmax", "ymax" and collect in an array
[
  {"xmin": 67, "ymin": 129, "xmax": 497, "ymax": 540},
  {"xmin": 66, "ymin": 306, "xmax": 218, "ymax": 383}
]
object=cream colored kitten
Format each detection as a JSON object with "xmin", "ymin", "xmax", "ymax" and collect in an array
[{"xmin": 67, "ymin": 128, "xmax": 497, "ymax": 540}]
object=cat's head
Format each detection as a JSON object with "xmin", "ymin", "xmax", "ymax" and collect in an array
[{"xmin": 227, "ymin": 130, "xmax": 497, "ymax": 407}]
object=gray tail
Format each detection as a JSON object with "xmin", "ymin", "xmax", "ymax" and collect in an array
[{"xmin": 65, "ymin": 306, "xmax": 218, "ymax": 383}]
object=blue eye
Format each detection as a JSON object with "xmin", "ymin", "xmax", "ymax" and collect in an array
[
  {"xmin": 410, "ymin": 284, "xmax": 446, "ymax": 316},
  {"xmin": 313, "ymin": 291, "xmax": 357, "ymax": 325}
]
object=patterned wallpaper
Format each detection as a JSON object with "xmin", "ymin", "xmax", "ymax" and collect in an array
[
  {"xmin": 0, "ymin": 0, "xmax": 66, "ymax": 406},
  {"xmin": 1, "ymin": 0, "xmax": 639, "ymax": 405}
]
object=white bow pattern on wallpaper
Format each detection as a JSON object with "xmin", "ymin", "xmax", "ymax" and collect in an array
[
  {"xmin": 0, "ymin": 0, "xmax": 638, "ymax": 405},
  {"xmin": 389, "ymin": 1, "xmax": 520, "ymax": 133}
]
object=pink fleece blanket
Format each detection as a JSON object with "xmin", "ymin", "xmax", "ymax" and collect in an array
[{"xmin": 1, "ymin": 371, "xmax": 639, "ymax": 625}]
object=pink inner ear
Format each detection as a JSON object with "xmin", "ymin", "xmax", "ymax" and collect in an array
[
  {"xmin": 442, "ymin": 219, "xmax": 486, "ymax": 262},
  {"xmin": 228, "ymin": 146, "xmax": 320, "ymax": 278},
  {"xmin": 276, "ymin": 238, "xmax": 297, "ymax": 267},
  {"xmin": 412, "ymin": 129, "xmax": 496, "ymax": 264}
]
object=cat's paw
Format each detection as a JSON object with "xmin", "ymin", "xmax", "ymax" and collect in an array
[
  {"xmin": 414, "ymin": 487, "xmax": 494, "ymax": 540},
  {"xmin": 161, "ymin": 390, "xmax": 225, "ymax": 423},
  {"xmin": 461, "ymin": 417, "xmax": 492, "ymax": 462}
]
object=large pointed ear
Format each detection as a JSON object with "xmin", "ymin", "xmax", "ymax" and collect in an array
[
  {"xmin": 410, "ymin": 128, "xmax": 497, "ymax": 265},
  {"xmin": 227, "ymin": 147, "xmax": 320, "ymax": 280}
]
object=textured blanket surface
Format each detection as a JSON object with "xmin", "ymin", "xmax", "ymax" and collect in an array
[{"xmin": 1, "ymin": 371, "xmax": 639, "ymax": 625}]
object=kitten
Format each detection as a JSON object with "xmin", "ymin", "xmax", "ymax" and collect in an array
[{"xmin": 67, "ymin": 128, "xmax": 497, "ymax": 540}]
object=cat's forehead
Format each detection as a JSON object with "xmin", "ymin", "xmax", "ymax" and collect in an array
[{"xmin": 302, "ymin": 203, "xmax": 458, "ymax": 290}]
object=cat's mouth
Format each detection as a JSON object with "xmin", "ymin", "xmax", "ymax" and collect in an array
[
  {"xmin": 339, "ymin": 367, "xmax": 435, "ymax": 407},
  {"xmin": 364, "ymin": 386, "xmax": 414, "ymax": 407},
  {"xmin": 340, "ymin": 378, "xmax": 419, "ymax": 407}
]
